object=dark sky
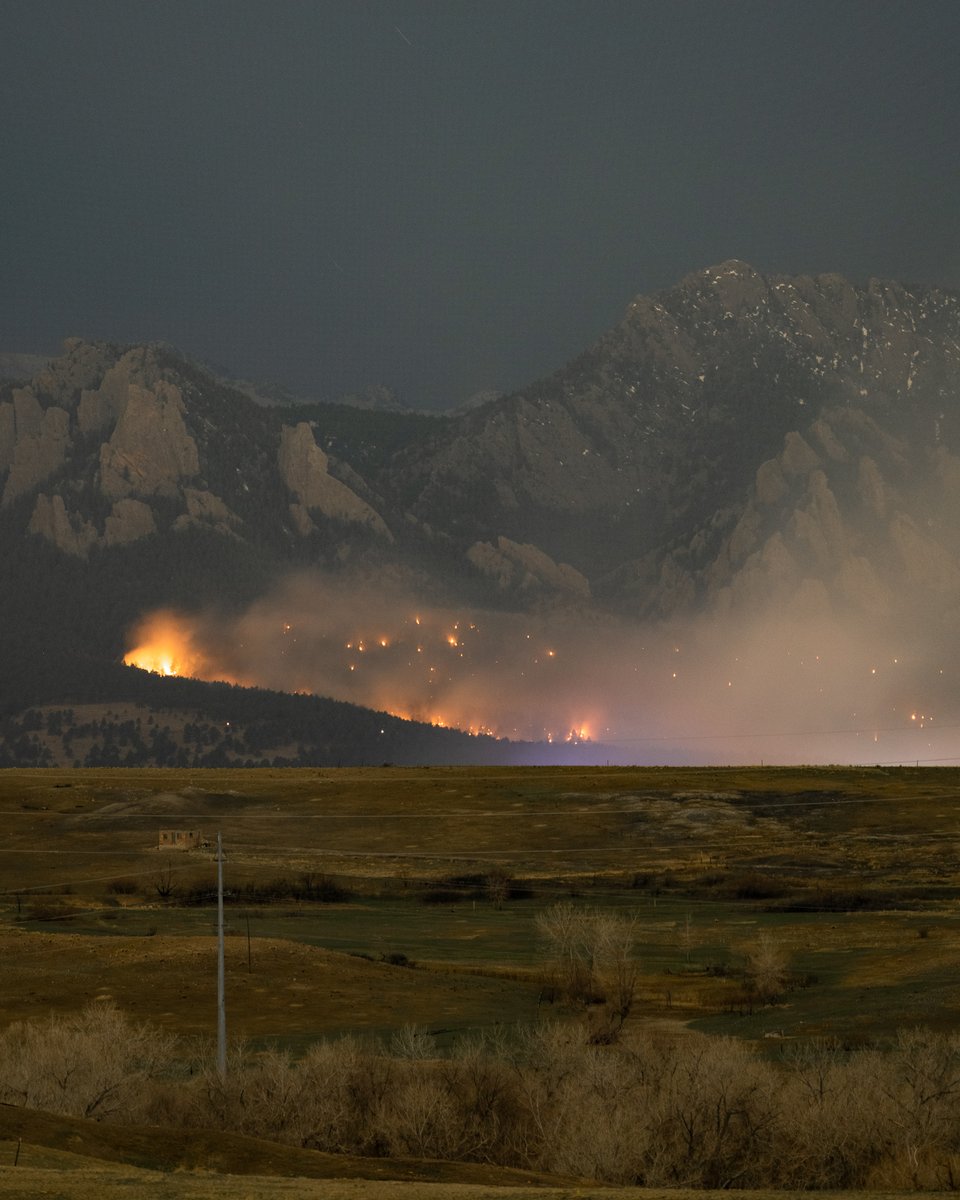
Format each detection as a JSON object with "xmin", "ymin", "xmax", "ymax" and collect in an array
[{"xmin": 3, "ymin": 1, "xmax": 959, "ymax": 408}]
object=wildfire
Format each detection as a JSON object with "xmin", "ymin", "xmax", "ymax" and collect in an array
[
  {"xmin": 111, "ymin": 563, "xmax": 960, "ymax": 766},
  {"xmin": 119, "ymin": 602, "xmax": 606, "ymax": 744},
  {"xmin": 123, "ymin": 610, "xmax": 237, "ymax": 683}
]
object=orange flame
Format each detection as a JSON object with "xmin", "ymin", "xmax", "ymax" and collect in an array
[
  {"xmin": 121, "ymin": 604, "xmax": 597, "ymax": 743},
  {"xmin": 123, "ymin": 610, "xmax": 235, "ymax": 682}
]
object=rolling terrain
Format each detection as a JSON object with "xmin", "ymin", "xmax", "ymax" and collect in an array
[
  {"xmin": 0, "ymin": 765, "xmax": 957, "ymax": 1191},
  {"xmin": 1, "ymin": 765, "xmax": 958, "ymax": 1043}
]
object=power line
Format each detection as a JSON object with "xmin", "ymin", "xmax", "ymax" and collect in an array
[{"xmin": 0, "ymin": 860, "xmax": 199, "ymax": 896}]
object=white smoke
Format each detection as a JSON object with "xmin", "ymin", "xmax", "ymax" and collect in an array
[{"xmin": 125, "ymin": 569, "xmax": 958, "ymax": 765}]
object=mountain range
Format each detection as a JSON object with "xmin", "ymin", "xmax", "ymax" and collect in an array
[{"xmin": 4, "ymin": 260, "xmax": 960, "ymax": 766}]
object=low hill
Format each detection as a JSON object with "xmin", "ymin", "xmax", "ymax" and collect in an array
[
  {"xmin": 0, "ymin": 1104, "xmax": 572, "ymax": 1187},
  {"xmin": 0, "ymin": 673, "xmax": 603, "ymax": 768}
]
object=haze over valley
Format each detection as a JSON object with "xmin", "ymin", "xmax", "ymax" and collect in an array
[{"xmin": 4, "ymin": 261, "xmax": 960, "ymax": 765}]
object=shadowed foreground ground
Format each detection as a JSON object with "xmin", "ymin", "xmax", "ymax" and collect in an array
[
  {"xmin": 0, "ymin": 1109, "xmax": 953, "ymax": 1200},
  {"xmin": 0, "ymin": 1168, "xmax": 950, "ymax": 1200},
  {"xmin": 0, "ymin": 1105, "xmax": 568, "ymax": 1189}
]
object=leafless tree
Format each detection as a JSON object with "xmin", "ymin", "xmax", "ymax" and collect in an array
[
  {"xmin": 743, "ymin": 930, "xmax": 790, "ymax": 1004},
  {"xmin": 536, "ymin": 903, "xmax": 639, "ymax": 1041}
]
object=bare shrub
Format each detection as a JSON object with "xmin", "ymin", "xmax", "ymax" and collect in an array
[
  {"xmin": 513, "ymin": 1028, "xmax": 784, "ymax": 1186},
  {"xmin": 179, "ymin": 1040, "xmax": 296, "ymax": 1142},
  {"xmin": 3, "ymin": 997, "xmax": 960, "ymax": 1190},
  {"xmin": 513, "ymin": 1021, "xmax": 655, "ymax": 1182},
  {"xmin": 776, "ymin": 1030, "xmax": 960, "ymax": 1190},
  {"xmin": 379, "ymin": 1064, "xmax": 460, "ymax": 1160},
  {"xmin": 153, "ymin": 863, "xmax": 176, "ymax": 900},
  {"xmin": 777, "ymin": 1039, "xmax": 882, "ymax": 1188},
  {"xmin": 588, "ymin": 911, "xmax": 640, "ymax": 1043},
  {"xmin": 644, "ymin": 1035, "xmax": 781, "ymax": 1188},
  {"xmin": 391, "ymin": 1024, "xmax": 434, "ymax": 1060},
  {"xmin": 297, "ymin": 1036, "xmax": 397, "ymax": 1156},
  {"xmin": 0, "ymin": 1003, "xmax": 177, "ymax": 1122},
  {"xmin": 438, "ymin": 1031, "xmax": 528, "ymax": 1165},
  {"xmin": 536, "ymin": 903, "xmax": 639, "ymax": 1041},
  {"xmin": 106, "ymin": 879, "xmax": 138, "ymax": 895},
  {"xmin": 862, "ymin": 1028, "xmax": 960, "ymax": 1189}
]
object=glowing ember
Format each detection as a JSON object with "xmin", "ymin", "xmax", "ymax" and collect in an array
[{"xmin": 119, "ymin": 573, "xmax": 960, "ymax": 765}]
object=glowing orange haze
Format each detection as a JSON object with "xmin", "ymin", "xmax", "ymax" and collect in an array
[
  {"xmin": 121, "ymin": 594, "xmax": 598, "ymax": 743},
  {"xmin": 120, "ymin": 573, "xmax": 956, "ymax": 763},
  {"xmin": 123, "ymin": 611, "xmax": 242, "ymax": 685}
]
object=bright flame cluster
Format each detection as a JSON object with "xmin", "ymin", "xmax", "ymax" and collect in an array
[
  {"xmin": 123, "ymin": 610, "xmax": 240, "ymax": 686},
  {"xmin": 123, "ymin": 604, "xmax": 594, "ymax": 743}
]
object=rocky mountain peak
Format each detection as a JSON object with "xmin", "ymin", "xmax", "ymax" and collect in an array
[{"xmin": 4, "ymin": 263, "xmax": 960, "ymax": 638}]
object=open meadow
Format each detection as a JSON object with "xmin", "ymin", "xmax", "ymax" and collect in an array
[
  {"xmin": 0, "ymin": 764, "xmax": 958, "ymax": 1044},
  {"xmin": 0, "ymin": 764, "xmax": 958, "ymax": 1192}
]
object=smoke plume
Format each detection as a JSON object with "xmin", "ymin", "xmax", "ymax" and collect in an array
[{"xmin": 124, "ymin": 569, "xmax": 958, "ymax": 765}]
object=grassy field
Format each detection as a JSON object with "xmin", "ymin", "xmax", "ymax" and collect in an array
[
  {"xmin": 0, "ymin": 1177, "xmax": 953, "ymax": 1200},
  {"xmin": 0, "ymin": 1105, "xmax": 573, "ymax": 1189},
  {"xmin": 0, "ymin": 765, "xmax": 959, "ymax": 1190},
  {"xmin": 0, "ymin": 764, "xmax": 958, "ymax": 1047},
  {"xmin": 2, "ymin": 1174, "xmax": 951, "ymax": 1200}
]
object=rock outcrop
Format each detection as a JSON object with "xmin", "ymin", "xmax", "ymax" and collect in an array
[
  {"xmin": 467, "ymin": 536, "xmax": 590, "ymax": 598},
  {"xmin": 6, "ymin": 263, "xmax": 960, "ymax": 618},
  {"xmin": 30, "ymin": 338, "xmax": 116, "ymax": 407},
  {"xmin": 27, "ymin": 494, "xmax": 97, "ymax": 556},
  {"xmin": 393, "ymin": 260, "xmax": 960, "ymax": 579},
  {"xmin": 278, "ymin": 423, "xmax": 389, "ymax": 537},
  {"xmin": 103, "ymin": 498, "xmax": 158, "ymax": 547},
  {"xmin": 680, "ymin": 405, "xmax": 960, "ymax": 623},
  {"xmin": 99, "ymin": 381, "xmax": 199, "ymax": 500},
  {"xmin": 1, "ymin": 393, "xmax": 71, "ymax": 506}
]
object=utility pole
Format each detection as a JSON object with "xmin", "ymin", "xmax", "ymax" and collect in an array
[{"xmin": 217, "ymin": 832, "xmax": 226, "ymax": 1079}]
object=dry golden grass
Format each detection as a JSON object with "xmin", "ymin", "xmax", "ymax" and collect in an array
[
  {"xmin": 0, "ymin": 929, "xmax": 538, "ymax": 1040},
  {"xmin": 1, "ymin": 766, "xmax": 959, "ymax": 1195},
  {"xmin": 0, "ymin": 765, "xmax": 958, "ymax": 1043},
  {"xmin": 0, "ymin": 1104, "xmax": 574, "ymax": 1190},
  {"xmin": 0, "ymin": 1168, "xmax": 952, "ymax": 1200},
  {"xmin": 3, "ymin": 762, "xmax": 958, "ymax": 887}
]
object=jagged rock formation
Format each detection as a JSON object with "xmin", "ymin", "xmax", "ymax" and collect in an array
[
  {"xmin": 104, "ymin": 498, "xmax": 158, "ymax": 547},
  {"xmin": 27, "ymin": 493, "xmax": 97, "ymax": 556},
  {"xmin": 1, "ymin": 391, "xmax": 71, "ymax": 505},
  {"xmin": 650, "ymin": 404, "xmax": 960, "ymax": 626},
  {"xmin": 174, "ymin": 488, "xmax": 241, "ymax": 538},
  {"xmin": 5, "ymin": 262, "xmax": 960, "ymax": 714},
  {"xmin": 390, "ymin": 260, "xmax": 960, "ymax": 590},
  {"xmin": 467, "ymin": 536, "xmax": 590, "ymax": 599},
  {"xmin": 277, "ymin": 422, "xmax": 390, "ymax": 538},
  {"xmin": 99, "ymin": 382, "xmax": 199, "ymax": 500},
  {"xmin": 0, "ymin": 340, "xmax": 395, "ymax": 558}
]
